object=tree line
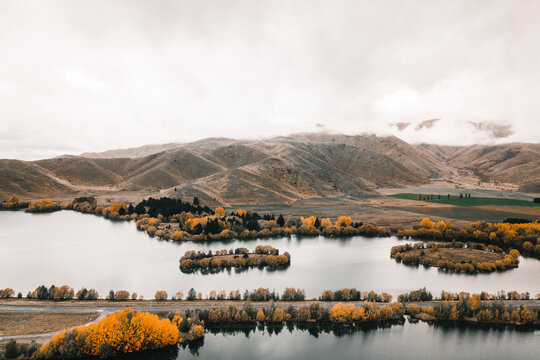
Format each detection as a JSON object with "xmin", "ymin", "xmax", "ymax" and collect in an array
[
  {"xmin": 179, "ymin": 246, "xmax": 291, "ymax": 269},
  {"xmin": 397, "ymin": 218, "xmax": 540, "ymax": 256},
  {"xmin": 406, "ymin": 295, "xmax": 539, "ymax": 325}
]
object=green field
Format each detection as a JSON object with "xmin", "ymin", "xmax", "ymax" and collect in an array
[{"xmin": 388, "ymin": 193, "xmax": 539, "ymax": 207}]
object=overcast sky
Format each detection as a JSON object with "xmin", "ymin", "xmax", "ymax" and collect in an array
[{"xmin": 1, "ymin": 0, "xmax": 539, "ymax": 160}]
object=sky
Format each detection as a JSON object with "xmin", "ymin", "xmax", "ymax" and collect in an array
[{"xmin": 1, "ymin": 0, "xmax": 539, "ymax": 160}]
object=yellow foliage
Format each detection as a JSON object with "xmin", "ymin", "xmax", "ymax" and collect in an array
[
  {"xmin": 256, "ymin": 309, "xmax": 265, "ymax": 322},
  {"xmin": 420, "ymin": 218, "xmax": 435, "ymax": 229},
  {"xmin": 27, "ymin": 199, "xmax": 60, "ymax": 212},
  {"xmin": 235, "ymin": 209, "xmax": 247, "ymax": 217},
  {"xmin": 320, "ymin": 218, "xmax": 332, "ymax": 228},
  {"xmin": 7, "ymin": 196, "xmax": 20, "ymax": 204},
  {"xmin": 155, "ymin": 290, "xmax": 168, "ymax": 301},
  {"xmin": 215, "ymin": 207, "xmax": 226, "ymax": 216},
  {"xmin": 40, "ymin": 309, "xmax": 179, "ymax": 357},
  {"xmin": 188, "ymin": 325, "xmax": 205, "ymax": 340},
  {"xmin": 329, "ymin": 303, "xmax": 355, "ymax": 323},
  {"xmin": 335, "ymin": 216, "xmax": 352, "ymax": 227},
  {"xmin": 301, "ymin": 216, "xmax": 317, "ymax": 226},
  {"xmin": 272, "ymin": 308, "xmax": 284, "ymax": 322},
  {"xmin": 467, "ymin": 294, "xmax": 481, "ymax": 311},
  {"xmin": 107, "ymin": 202, "xmax": 127, "ymax": 214}
]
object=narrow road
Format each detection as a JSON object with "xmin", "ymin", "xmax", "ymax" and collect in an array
[{"xmin": 1, "ymin": 299, "xmax": 539, "ymax": 313}]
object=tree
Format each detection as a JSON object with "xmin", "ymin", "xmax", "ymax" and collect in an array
[
  {"xmin": 76, "ymin": 288, "xmax": 88, "ymax": 300},
  {"xmin": 134, "ymin": 203, "xmax": 146, "ymax": 215},
  {"xmin": 277, "ymin": 214, "xmax": 285, "ymax": 227},
  {"xmin": 34, "ymin": 285, "xmax": 50, "ymax": 300},
  {"xmin": 272, "ymin": 308, "xmax": 284, "ymax": 322},
  {"xmin": 87, "ymin": 289, "xmax": 99, "ymax": 300},
  {"xmin": 40, "ymin": 309, "xmax": 179, "ymax": 358},
  {"xmin": 320, "ymin": 218, "xmax": 332, "ymax": 227},
  {"xmin": 155, "ymin": 291, "xmax": 168, "ymax": 301},
  {"xmin": 114, "ymin": 290, "xmax": 130, "ymax": 301},
  {"xmin": 187, "ymin": 288, "xmax": 197, "ymax": 301},
  {"xmin": 0, "ymin": 288, "xmax": 15, "ymax": 298},
  {"xmin": 193, "ymin": 197, "xmax": 200, "ymax": 206},
  {"xmin": 188, "ymin": 325, "xmax": 205, "ymax": 341},
  {"xmin": 51, "ymin": 285, "xmax": 74, "ymax": 301},
  {"xmin": 336, "ymin": 216, "xmax": 352, "ymax": 227}
]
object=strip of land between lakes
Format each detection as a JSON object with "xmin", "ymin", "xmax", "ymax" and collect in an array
[{"xmin": 1, "ymin": 298, "xmax": 539, "ymax": 314}]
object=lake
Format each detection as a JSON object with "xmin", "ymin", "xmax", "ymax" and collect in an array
[
  {"xmin": 0, "ymin": 210, "xmax": 539, "ymax": 299},
  {"xmin": 174, "ymin": 322, "xmax": 540, "ymax": 360}
]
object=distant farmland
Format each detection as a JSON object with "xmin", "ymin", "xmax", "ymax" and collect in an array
[{"xmin": 388, "ymin": 193, "xmax": 539, "ymax": 207}]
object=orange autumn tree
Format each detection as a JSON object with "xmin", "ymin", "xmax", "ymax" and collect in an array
[
  {"xmin": 320, "ymin": 218, "xmax": 332, "ymax": 228},
  {"xmin": 335, "ymin": 216, "xmax": 352, "ymax": 227},
  {"xmin": 40, "ymin": 309, "xmax": 179, "ymax": 358}
]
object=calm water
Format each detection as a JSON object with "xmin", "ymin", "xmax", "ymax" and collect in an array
[
  {"xmin": 0, "ymin": 210, "xmax": 539, "ymax": 298},
  {"xmin": 173, "ymin": 322, "xmax": 540, "ymax": 360}
]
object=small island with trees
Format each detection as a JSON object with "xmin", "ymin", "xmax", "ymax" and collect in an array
[
  {"xmin": 391, "ymin": 242, "xmax": 520, "ymax": 273},
  {"xmin": 179, "ymin": 245, "xmax": 291, "ymax": 270}
]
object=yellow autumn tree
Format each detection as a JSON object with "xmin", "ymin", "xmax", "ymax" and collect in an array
[
  {"xmin": 335, "ymin": 216, "xmax": 352, "ymax": 227},
  {"xmin": 235, "ymin": 209, "xmax": 247, "ymax": 217},
  {"xmin": 420, "ymin": 218, "xmax": 435, "ymax": 229},
  {"xmin": 188, "ymin": 325, "xmax": 205, "ymax": 340},
  {"xmin": 40, "ymin": 309, "xmax": 179, "ymax": 358},
  {"xmin": 329, "ymin": 303, "xmax": 355, "ymax": 323},
  {"xmin": 320, "ymin": 218, "xmax": 332, "ymax": 228},
  {"xmin": 301, "ymin": 216, "xmax": 317, "ymax": 226},
  {"xmin": 256, "ymin": 309, "xmax": 265, "ymax": 322},
  {"xmin": 272, "ymin": 308, "xmax": 284, "ymax": 322},
  {"xmin": 107, "ymin": 202, "xmax": 127, "ymax": 214},
  {"xmin": 215, "ymin": 207, "xmax": 226, "ymax": 216}
]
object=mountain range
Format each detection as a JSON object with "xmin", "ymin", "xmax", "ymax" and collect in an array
[{"xmin": 1, "ymin": 133, "xmax": 538, "ymax": 204}]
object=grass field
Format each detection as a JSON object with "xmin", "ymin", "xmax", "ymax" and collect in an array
[{"xmin": 388, "ymin": 193, "xmax": 539, "ymax": 207}]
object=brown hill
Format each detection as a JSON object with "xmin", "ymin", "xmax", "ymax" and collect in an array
[
  {"xmin": 79, "ymin": 143, "xmax": 183, "ymax": 159},
  {"xmin": 1, "ymin": 134, "xmax": 538, "ymax": 204},
  {"xmin": 417, "ymin": 143, "xmax": 540, "ymax": 192}
]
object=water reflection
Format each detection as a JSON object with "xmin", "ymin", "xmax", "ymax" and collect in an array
[
  {"xmin": 106, "ymin": 321, "xmax": 539, "ymax": 360},
  {"xmin": 179, "ymin": 265, "xmax": 290, "ymax": 275}
]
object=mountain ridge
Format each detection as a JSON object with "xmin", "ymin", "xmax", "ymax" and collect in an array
[{"xmin": 1, "ymin": 134, "xmax": 538, "ymax": 204}]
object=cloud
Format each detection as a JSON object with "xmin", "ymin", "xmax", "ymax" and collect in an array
[{"xmin": 0, "ymin": 0, "xmax": 539, "ymax": 160}]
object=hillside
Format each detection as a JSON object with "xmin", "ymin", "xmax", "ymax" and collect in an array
[
  {"xmin": 1, "ymin": 134, "xmax": 538, "ymax": 205},
  {"xmin": 416, "ymin": 143, "xmax": 540, "ymax": 192}
]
